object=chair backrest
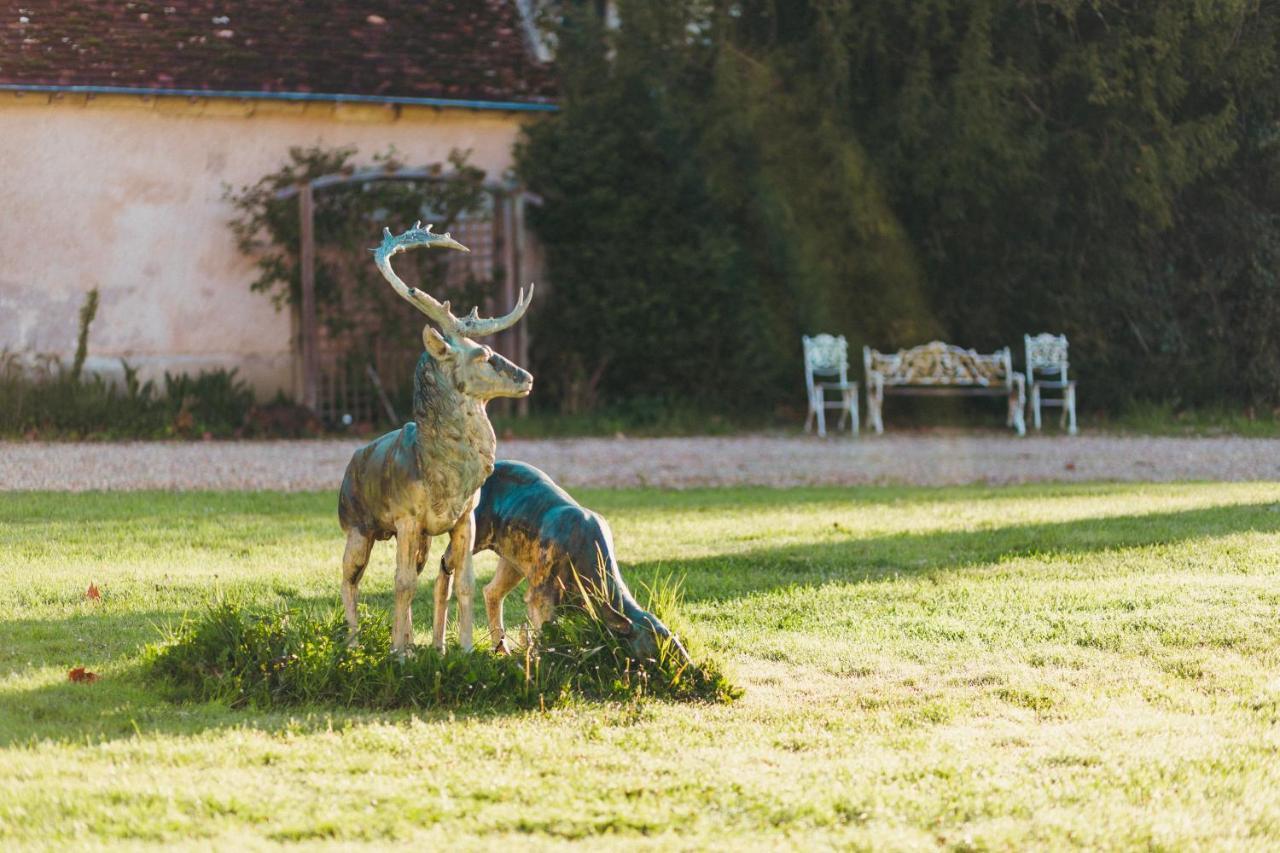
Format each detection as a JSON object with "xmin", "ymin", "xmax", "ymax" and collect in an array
[
  {"xmin": 802, "ymin": 334, "xmax": 849, "ymax": 394},
  {"xmin": 1024, "ymin": 333, "xmax": 1069, "ymax": 382}
]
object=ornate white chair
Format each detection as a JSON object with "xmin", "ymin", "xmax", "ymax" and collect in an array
[
  {"xmin": 803, "ymin": 334, "xmax": 859, "ymax": 437},
  {"xmin": 1024, "ymin": 333, "xmax": 1077, "ymax": 435}
]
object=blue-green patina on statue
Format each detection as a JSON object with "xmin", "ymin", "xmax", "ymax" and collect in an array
[{"xmin": 444, "ymin": 460, "xmax": 691, "ymax": 666}]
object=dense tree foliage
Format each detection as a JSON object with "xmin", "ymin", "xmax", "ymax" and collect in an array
[
  {"xmin": 517, "ymin": 7, "xmax": 769, "ymax": 412},
  {"xmin": 519, "ymin": 0, "xmax": 1280, "ymax": 415}
]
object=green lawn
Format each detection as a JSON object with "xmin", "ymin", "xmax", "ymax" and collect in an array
[{"xmin": 2, "ymin": 483, "xmax": 1280, "ymax": 848}]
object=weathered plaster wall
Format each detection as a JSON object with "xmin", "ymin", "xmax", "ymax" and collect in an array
[{"xmin": 0, "ymin": 93, "xmax": 528, "ymax": 397}]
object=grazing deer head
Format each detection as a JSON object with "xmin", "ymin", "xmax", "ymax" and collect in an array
[{"xmin": 374, "ymin": 222, "xmax": 534, "ymax": 401}]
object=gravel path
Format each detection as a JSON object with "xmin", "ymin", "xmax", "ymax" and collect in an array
[{"xmin": 0, "ymin": 433, "xmax": 1276, "ymax": 491}]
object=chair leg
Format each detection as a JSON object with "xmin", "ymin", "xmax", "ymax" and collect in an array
[
  {"xmin": 1066, "ymin": 383, "xmax": 1078, "ymax": 436},
  {"xmin": 816, "ymin": 397, "xmax": 827, "ymax": 438},
  {"xmin": 849, "ymin": 389, "xmax": 860, "ymax": 437},
  {"xmin": 1031, "ymin": 385, "xmax": 1042, "ymax": 431}
]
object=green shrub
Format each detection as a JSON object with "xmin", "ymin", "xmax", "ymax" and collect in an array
[
  {"xmin": 0, "ymin": 360, "xmax": 256, "ymax": 439},
  {"xmin": 144, "ymin": 586, "xmax": 738, "ymax": 710},
  {"xmin": 162, "ymin": 368, "xmax": 255, "ymax": 436},
  {"xmin": 0, "ymin": 290, "xmax": 258, "ymax": 439}
]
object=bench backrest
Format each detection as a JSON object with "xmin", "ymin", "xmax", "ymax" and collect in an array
[
  {"xmin": 863, "ymin": 340, "xmax": 1013, "ymax": 388},
  {"xmin": 802, "ymin": 334, "xmax": 850, "ymax": 395},
  {"xmin": 1024, "ymin": 333, "xmax": 1069, "ymax": 383}
]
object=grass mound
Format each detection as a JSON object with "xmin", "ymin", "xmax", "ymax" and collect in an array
[{"xmin": 144, "ymin": 592, "xmax": 739, "ymax": 710}]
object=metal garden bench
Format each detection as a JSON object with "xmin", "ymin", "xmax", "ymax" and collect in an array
[{"xmin": 863, "ymin": 340, "xmax": 1026, "ymax": 435}]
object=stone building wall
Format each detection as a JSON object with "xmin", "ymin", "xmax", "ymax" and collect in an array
[{"xmin": 0, "ymin": 93, "xmax": 531, "ymax": 397}]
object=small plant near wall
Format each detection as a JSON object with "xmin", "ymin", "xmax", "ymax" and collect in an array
[{"xmin": 0, "ymin": 290, "xmax": 262, "ymax": 439}]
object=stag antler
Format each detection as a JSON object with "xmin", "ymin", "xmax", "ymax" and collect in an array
[{"xmin": 373, "ymin": 222, "xmax": 535, "ymax": 339}]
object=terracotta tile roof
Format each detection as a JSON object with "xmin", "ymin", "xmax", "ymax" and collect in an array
[{"xmin": 0, "ymin": 1, "xmax": 556, "ymax": 106}]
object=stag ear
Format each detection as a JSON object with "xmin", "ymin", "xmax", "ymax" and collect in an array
[{"xmin": 422, "ymin": 325, "xmax": 453, "ymax": 360}]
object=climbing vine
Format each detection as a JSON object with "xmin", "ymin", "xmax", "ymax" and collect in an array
[{"xmin": 226, "ymin": 145, "xmax": 496, "ymax": 363}]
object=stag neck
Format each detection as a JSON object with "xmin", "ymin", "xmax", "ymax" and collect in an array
[{"xmin": 410, "ymin": 354, "xmax": 496, "ymax": 478}]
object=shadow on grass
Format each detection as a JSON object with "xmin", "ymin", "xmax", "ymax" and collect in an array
[
  {"xmin": 3, "ymin": 499, "xmax": 1277, "ymax": 746},
  {"xmin": 0, "ymin": 663, "xmax": 473, "ymax": 749},
  {"xmin": 582, "ymin": 481, "xmax": 1192, "ymax": 513},
  {"xmin": 623, "ymin": 499, "xmax": 1280, "ymax": 603},
  {"xmin": 0, "ymin": 590, "xmax": 535, "ymax": 749}
]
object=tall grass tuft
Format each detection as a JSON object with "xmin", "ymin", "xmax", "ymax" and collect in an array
[{"xmin": 144, "ymin": 583, "xmax": 738, "ymax": 710}]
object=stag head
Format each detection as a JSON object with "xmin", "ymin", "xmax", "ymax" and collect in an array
[{"xmin": 374, "ymin": 223, "xmax": 534, "ymax": 401}]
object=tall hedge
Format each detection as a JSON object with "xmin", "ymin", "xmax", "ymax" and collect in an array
[
  {"xmin": 517, "ymin": 7, "xmax": 777, "ymax": 412},
  {"xmin": 518, "ymin": 0, "xmax": 1280, "ymax": 414}
]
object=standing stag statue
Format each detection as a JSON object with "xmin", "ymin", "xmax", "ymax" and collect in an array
[{"xmin": 338, "ymin": 223, "xmax": 534, "ymax": 654}]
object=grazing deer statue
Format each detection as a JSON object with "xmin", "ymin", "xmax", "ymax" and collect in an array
[
  {"xmin": 442, "ymin": 460, "xmax": 692, "ymax": 666},
  {"xmin": 338, "ymin": 223, "xmax": 534, "ymax": 654}
]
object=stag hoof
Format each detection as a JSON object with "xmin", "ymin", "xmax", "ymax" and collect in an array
[{"xmin": 391, "ymin": 644, "xmax": 417, "ymax": 661}]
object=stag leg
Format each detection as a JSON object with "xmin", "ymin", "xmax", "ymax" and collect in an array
[
  {"xmin": 392, "ymin": 521, "xmax": 425, "ymax": 654},
  {"xmin": 341, "ymin": 527, "xmax": 374, "ymax": 644},
  {"xmin": 484, "ymin": 558, "xmax": 524, "ymax": 654},
  {"xmin": 444, "ymin": 510, "xmax": 478, "ymax": 652}
]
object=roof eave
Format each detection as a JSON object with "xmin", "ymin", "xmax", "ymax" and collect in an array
[{"xmin": 0, "ymin": 83, "xmax": 559, "ymax": 112}]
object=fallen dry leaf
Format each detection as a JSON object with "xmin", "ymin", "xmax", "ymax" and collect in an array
[
  {"xmin": 68, "ymin": 667, "xmax": 99, "ymax": 683},
  {"xmin": 85, "ymin": 583, "xmax": 101, "ymax": 601}
]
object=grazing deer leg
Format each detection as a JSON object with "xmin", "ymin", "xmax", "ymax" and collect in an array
[
  {"xmin": 444, "ymin": 509, "xmax": 478, "ymax": 652},
  {"xmin": 415, "ymin": 537, "xmax": 430, "ymax": 575},
  {"xmin": 341, "ymin": 528, "xmax": 374, "ymax": 643},
  {"xmin": 392, "ymin": 521, "xmax": 424, "ymax": 653},
  {"xmin": 458, "ymin": 556, "xmax": 477, "ymax": 652},
  {"xmin": 432, "ymin": 561, "xmax": 454, "ymax": 653},
  {"xmin": 484, "ymin": 558, "xmax": 523, "ymax": 653},
  {"xmin": 526, "ymin": 580, "xmax": 561, "ymax": 635}
]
